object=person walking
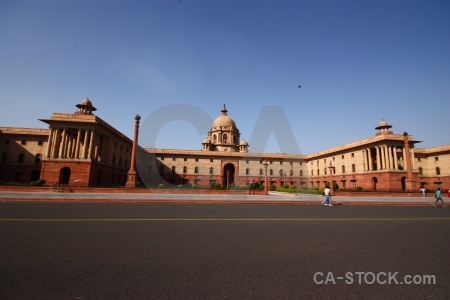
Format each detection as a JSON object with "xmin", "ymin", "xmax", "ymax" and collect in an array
[
  {"xmin": 433, "ymin": 188, "xmax": 446, "ymax": 207},
  {"xmin": 419, "ymin": 187, "xmax": 426, "ymax": 197},
  {"xmin": 322, "ymin": 186, "xmax": 333, "ymax": 206}
]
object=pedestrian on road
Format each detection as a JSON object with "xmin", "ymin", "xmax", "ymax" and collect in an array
[
  {"xmin": 419, "ymin": 187, "xmax": 426, "ymax": 197},
  {"xmin": 322, "ymin": 187, "xmax": 333, "ymax": 206},
  {"xmin": 433, "ymin": 188, "xmax": 446, "ymax": 207}
]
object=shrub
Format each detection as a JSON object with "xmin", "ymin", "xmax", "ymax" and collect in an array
[
  {"xmin": 269, "ymin": 184, "xmax": 276, "ymax": 191},
  {"xmin": 178, "ymin": 184, "xmax": 183, "ymax": 189},
  {"xmin": 250, "ymin": 182, "xmax": 260, "ymax": 190},
  {"xmin": 191, "ymin": 184, "xmax": 197, "ymax": 189},
  {"xmin": 158, "ymin": 183, "xmax": 165, "ymax": 188},
  {"xmin": 356, "ymin": 186, "xmax": 363, "ymax": 192},
  {"xmin": 282, "ymin": 183, "xmax": 289, "ymax": 189},
  {"xmin": 289, "ymin": 185, "xmax": 296, "ymax": 189}
]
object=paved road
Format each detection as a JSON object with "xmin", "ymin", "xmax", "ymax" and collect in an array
[{"xmin": 1, "ymin": 203, "xmax": 449, "ymax": 299}]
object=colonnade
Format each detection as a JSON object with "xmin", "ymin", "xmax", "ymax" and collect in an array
[
  {"xmin": 45, "ymin": 127, "xmax": 110, "ymax": 161},
  {"xmin": 362, "ymin": 144, "xmax": 415, "ymax": 171}
]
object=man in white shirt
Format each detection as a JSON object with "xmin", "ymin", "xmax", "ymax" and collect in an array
[{"xmin": 322, "ymin": 187, "xmax": 333, "ymax": 206}]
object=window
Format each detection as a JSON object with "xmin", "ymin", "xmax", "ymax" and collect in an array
[
  {"xmin": 352, "ymin": 164, "xmax": 356, "ymax": 172},
  {"xmin": 260, "ymin": 169, "xmax": 263, "ymax": 175},
  {"xmin": 333, "ymin": 157, "xmax": 335, "ymax": 161},
  {"xmin": 172, "ymin": 157, "xmax": 176, "ymax": 161},
  {"xmin": 223, "ymin": 134, "xmax": 228, "ymax": 143},
  {"xmin": 172, "ymin": 166, "xmax": 176, "ymax": 174},
  {"xmin": 317, "ymin": 169, "xmax": 320, "ymax": 175},
  {"xmin": 1, "ymin": 152, "xmax": 7, "ymax": 163},
  {"xmin": 300, "ymin": 162, "xmax": 302, "ymax": 165},
  {"xmin": 195, "ymin": 167, "xmax": 198, "ymax": 174},
  {"xmin": 183, "ymin": 166, "xmax": 187, "ymax": 173},
  {"xmin": 119, "ymin": 157, "xmax": 122, "ymax": 167},
  {"xmin": 270, "ymin": 161, "xmax": 273, "ymax": 164},
  {"xmin": 161, "ymin": 157, "xmax": 164, "ymax": 160},
  {"xmin": 246, "ymin": 168, "xmax": 249, "ymax": 175},
  {"xmin": 418, "ymin": 158, "xmax": 421, "ymax": 162},
  {"xmin": 280, "ymin": 170, "xmax": 283, "ymax": 176},
  {"xmin": 246, "ymin": 160, "xmax": 249, "ymax": 164},
  {"xmin": 435, "ymin": 157, "xmax": 439, "ymax": 161},
  {"xmin": 270, "ymin": 169, "xmax": 273, "ymax": 176},
  {"xmin": 184, "ymin": 158, "xmax": 187, "ymax": 161},
  {"xmin": 195, "ymin": 158, "xmax": 198, "ymax": 162},
  {"xmin": 342, "ymin": 155, "xmax": 344, "ymax": 159},
  {"xmin": 324, "ymin": 168, "xmax": 327, "ymax": 175},
  {"xmin": 210, "ymin": 159, "xmax": 213, "ymax": 163},
  {"xmin": 290, "ymin": 170, "xmax": 293, "ymax": 176},
  {"xmin": 18, "ymin": 153, "xmax": 24, "ymax": 163},
  {"xmin": 210, "ymin": 167, "xmax": 213, "ymax": 174},
  {"xmin": 436, "ymin": 167, "xmax": 440, "ymax": 175},
  {"xmin": 290, "ymin": 162, "xmax": 293, "ymax": 165},
  {"xmin": 342, "ymin": 166, "xmax": 345, "ymax": 174},
  {"xmin": 300, "ymin": 170, "xmax": 303, "ymax": 176},
  {"xmin": 324, "ymin": 159, "xmax": 326, "ymax": 163},
  {"xmin": 21, "ymin": 140, "xmax": 27, "ymax": 145},
  {"xmin": 38, "ymin": 141, "xmax": 43, "ymax": 146},
  {"xmin": 280, "ymin": 161, "xmax": 283, "ymax": 165},
  {"xmin": 419, "ymin": 167, "xmax": 423, "ymax": 175},
  {"xmin": 35, "ymin": 154, "xmax": 41, "ymax": 165},
  {"xmin": 351, "ymin": 153, "xmax": 354, "ymax": 157}
]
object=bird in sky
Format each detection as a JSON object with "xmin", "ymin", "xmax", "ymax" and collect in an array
[{"xmin": 298, "ymin": 85, "xmax": 301, "ymax": 88}]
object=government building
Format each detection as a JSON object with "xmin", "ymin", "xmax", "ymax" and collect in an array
[{"xmin": 1, "ymin": 99, "xmax": 449, "ymax": 192}]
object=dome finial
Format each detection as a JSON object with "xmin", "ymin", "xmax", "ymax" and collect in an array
[{"xmin": 221, "ymin": 104, "xmax": 228, "ymax": 116}]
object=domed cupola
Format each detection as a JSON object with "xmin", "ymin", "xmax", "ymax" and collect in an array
[
  {"xmin": 202, "ymin": 104, "xmax": 248, "ymax": 152},
  {"xmin": 375, "ymin": 118, "xmax": 393, "ymax": 135},
  {"xmin": 75, "ymin": 98, "xmax": 97, "ymax": 115}
]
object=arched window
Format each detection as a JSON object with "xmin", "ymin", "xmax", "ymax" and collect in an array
[
  {"xmin": 223, "ymin": 134, "xmax": 228, "ymax": 143},
  {"xmin": 210, "ymin": 167, "xmax": 213, "ymax": 174},
  {"xmin": 35, "ymin": 154, "xmax": 41, "ymax": 165},
  {"xmin": 352, "ymin": 164, "xmax": 356, "ymax": 172},
  {"xmin": 18, "ymin": 153, "xmax": 24, "ymax": 163},
  {"xmin": 213, "ymin": 134, "xmax": 217, "ymax": 142},
  {"xmin": 172, "ymin": 166, "xmax": 176, "ymax": 174},
  {"xmin": 436, "ymin": 167, "xmax": 440, "ymax": 175}
]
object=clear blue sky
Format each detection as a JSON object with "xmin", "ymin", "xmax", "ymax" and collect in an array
[{"xmin": 1, "ymin": 0, "xmax": 449, "ymax": 154}]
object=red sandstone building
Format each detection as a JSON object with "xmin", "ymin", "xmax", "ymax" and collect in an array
[{"xmin": 0, "ymin": 99, "xmax": 449, "ymax": 191}]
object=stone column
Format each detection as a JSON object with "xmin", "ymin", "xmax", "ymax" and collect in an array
[
  {"xmin": 362, "ymin": 150, "xmax": 367, "ymax": 171},
  {"xmin": 387, "ymin": 145, "xmax": 392, "ymax": 169},
  {"xmin": 46, "ymin": 128, "xmax": 54, "ymax": 158},
  {"xmin": 75, "ymin": 129, "xmax": 82, "ymax": 159},
  {"xmin": 411, "ymin": 148, "xmax": 416, "ymax": 171},
  {"xmin": 126, "ymin": 115, "xmax": 141, "ymax": 187},
  {"xmin": 403, "ymin": 134, "xmax": 415, "ymax": 191},
  {"xmin": 376, "ymin": 146, "xmax": 381, "ymax": 170},
  {"xmin": 59, "ymin": 128, "xmax": 67, "ymax": 158},
  {"xmin": 368, "ymin": 148, "xmax": 373, "ymax": 171},
  {"xmin": 83, "ymin": 129, "xmax": 89, "ymax": 159},
  {"xmin": 88, "ymin": 130, "xmax": 95, "ymax": 159},
  {"xmin": 402, "ymin": 148, "xmax": 407, "ymax": 171},
  {"xmin": 393, "ymin": 146, "xmax": 398, "ymax": 170}
]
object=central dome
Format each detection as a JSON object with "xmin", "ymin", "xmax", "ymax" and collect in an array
[{"xmin": 211, "ymin": 104, "xmax": 237, "ymax": 129}]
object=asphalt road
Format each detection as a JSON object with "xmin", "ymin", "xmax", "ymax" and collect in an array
[{"xmin": 1, "ymin": 203, "xmax": 449, "ymax": 299}]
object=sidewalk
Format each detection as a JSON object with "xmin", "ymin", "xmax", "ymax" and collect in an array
[{"xmin": 0, "ymin": 191, "xmax": 442, "ymax": 206}]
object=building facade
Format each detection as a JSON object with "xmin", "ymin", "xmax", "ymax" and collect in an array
[{"xmin": 0, "ymin": 100, "xmax": 449, "ymax": 191}]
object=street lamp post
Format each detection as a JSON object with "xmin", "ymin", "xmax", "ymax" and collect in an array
[
  {"xmin": 328, "ymin": 161, "xmax": 334, "ymax": 193},
  {"xmin": 263, "ymin": 158, "xmax": 269, "ymax": 195}
]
